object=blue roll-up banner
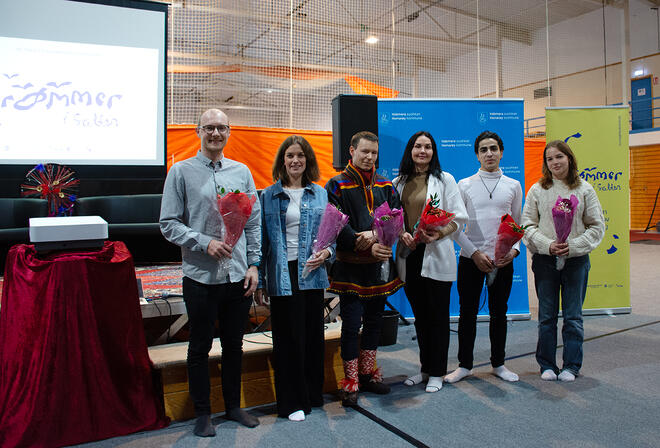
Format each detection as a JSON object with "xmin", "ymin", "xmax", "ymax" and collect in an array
[{"xmin": 377, "ymin": 98, "xmax": 529, "ymax": 320}]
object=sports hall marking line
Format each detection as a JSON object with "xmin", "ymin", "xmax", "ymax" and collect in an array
[
  {"xmin": 351, "ymin": 403, "xmax": 431, "ymax": 448},
  {"xmin": 471, "ymin": 318, "xmax": 660, "ymax": 369},
  {"xmin": 243, "ymin": 320, "xmax": 660, "ymax": 444},
  {"xmin": 350, "ymin": 319, "xmax": 660, "ymax": 445}
]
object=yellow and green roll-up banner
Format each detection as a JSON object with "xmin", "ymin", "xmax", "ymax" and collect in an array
[{"xmin": 546, "ymin": 106, "xmax": 630, "ymax": 313}]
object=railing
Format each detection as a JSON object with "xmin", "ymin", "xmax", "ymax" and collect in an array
[{"xmin": 523, "ymin": 95, "xmax": 660, "ymax": 138}]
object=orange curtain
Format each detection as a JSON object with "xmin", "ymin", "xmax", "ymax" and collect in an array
[
  {"xmin": 167, "ymin": 125, "xmax": 335, "ymax": 190},
  {"xmin": 523, "ymin": 138, "xmax": 546, "ymax": 193},
  {"xmin": 168, "ymin": 125, "xmax": 544, "ymax": 192},
  {"xmin": 344, "ymin": 76, "xmax": 399, "ymax": 98}
]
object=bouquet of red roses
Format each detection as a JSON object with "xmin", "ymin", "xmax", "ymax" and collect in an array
[
  {"xmin": 487, "ymin": 214, "xmax": 527, "ymax": 286},
  {"xmin": 552, "ymin": 194, "xmax": 578, "ymax": 270},
  {"xmin": 217, "ymin": 188, "xmax": 257, "ymax": 271},
  {"xmin": 413, "ymin": 193, "xmax": 455, "ymax": 243},
  {"xmin": 301, "ymin": 203, "xmax": 349, "ymax": 279},
  {"xmin": 372, "ymin": 201, "xmax": 404, "ymax": 281}
]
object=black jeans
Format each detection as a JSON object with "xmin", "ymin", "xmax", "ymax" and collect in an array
[
  {"xmin": 404, "ymin": 245, "xmax": 452, "ymax": 377},
  {"xmin": 270, "ymin": 261, "xmax": 325, "ymax": 417},
  {"xmin": 339, "ymin": 293, "xmax": 386, "ymax": 361},
  {"xmin": 456, "ymin": 256, "xmax": 513, "ymax": 369},
  {"xmin": 182, "ymin": 276, "xmax": 252, "ymax": 416}
]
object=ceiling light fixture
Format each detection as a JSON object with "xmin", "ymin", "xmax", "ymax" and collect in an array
[
  {"xmin": 365, "ymin": 35, "xmax": 379, "ymax": 44},
  {"xmin": 634, "ymin": 69, "xmax": 644, "ymax": 77}
]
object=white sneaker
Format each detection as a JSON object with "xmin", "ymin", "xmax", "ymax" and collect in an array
[{"xmin": 541, "ymin": 369, "xmax": 558, "ymax": 381}]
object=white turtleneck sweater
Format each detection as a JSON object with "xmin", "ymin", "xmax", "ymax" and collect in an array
[
  {"xmin": 454, "ymin": 169, "xmax": 523, "ymax": 259},
  {"xmin": 521, "ymin": 178, "xmax": 605, "ymax": 257}
]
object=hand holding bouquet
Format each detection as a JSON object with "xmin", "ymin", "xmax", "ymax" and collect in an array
[
  {"xmin": 372, "ymin": 202, "xmax": 404, "ymax": 281},
  {"xmin": 217, "ymin": 188, "xmax": 257, "ymax": 271},
  {"xmin": 487, "ymin": 214, "xmax": 527, "ymax": 286},
  {"xmin": 413, "ymin": 193, "xmax": 456, "ymax": 243},
  {"xmin": 551, "ymin": 194, "xmax": 578, "ymax": 270},
  {"xmin": 301, "ymin": 203, "xmax": 349, "ymax": 279}
]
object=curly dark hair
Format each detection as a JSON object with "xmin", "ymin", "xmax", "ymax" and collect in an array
[{"xmin": 474, "ymin": 130, "xmax": 504, "ymax": 154}]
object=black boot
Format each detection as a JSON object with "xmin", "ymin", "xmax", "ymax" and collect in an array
[
  {"xmin": 340, "ymin": 390, "xmax": 358, "ymax": 407},
  {"xmin": 359, "ymin": 374, "xmax": 390, "ymax": 395}
]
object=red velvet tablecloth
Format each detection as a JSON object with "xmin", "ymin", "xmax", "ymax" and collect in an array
[{"xmin": 0, "ymin": 242, "xmax": 169, "ymax": 448}]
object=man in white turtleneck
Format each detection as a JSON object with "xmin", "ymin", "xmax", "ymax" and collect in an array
[{"xmin": 445, "ymin": 131, "xmax": 523, "ymax": 384}]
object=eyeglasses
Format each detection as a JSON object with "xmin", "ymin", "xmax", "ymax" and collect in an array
[{"xmin": 199, "ymin": 124, "xmax": 230, "ymax": 135}]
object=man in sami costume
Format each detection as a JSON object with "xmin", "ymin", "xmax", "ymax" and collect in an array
[
  {"xmin": 445, "ymin": 130, "xmax": 523, "ymax": 384},
  {"xmin": 160, "ymin": 109, "xmax": 261, "ymax": 437},
  {"xmin": 325, "ymin": 131, "xmax": 404, "ymax": 406}
]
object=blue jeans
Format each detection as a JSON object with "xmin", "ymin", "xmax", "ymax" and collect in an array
[{"xmin": 532, "ymin": 254, "xmax": 590, "ymax": 375}]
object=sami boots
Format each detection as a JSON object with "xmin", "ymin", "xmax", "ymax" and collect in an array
[
  {"xmin": 339, "ymin": 358, "xmax": 359, "ymax": 407},
  {"xmin": 358, "ymin": 349, "xmax": 390, "ymax": 395}
]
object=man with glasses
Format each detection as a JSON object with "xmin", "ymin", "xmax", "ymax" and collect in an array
[{"xmin": 160, "ymin": 108, "xmax": 261, "ymax": 437}]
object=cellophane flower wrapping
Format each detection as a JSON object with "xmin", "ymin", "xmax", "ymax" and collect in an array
[
  {"xmin": 487, "ymin": 214, "xmax": 526, "ymax": 286},
  {"xmin": 301, "ymin": 203, "xmax": 349, "ymax": 279},
  {"xmin": 551, "ymin": 194, "xmax": 579, "ymax": 270},
  {"xmin": 217, "ymin": 190, "xmax": 257, "ymax": 272},
  {"xmin": 413, "ymin": 193, "xmax": 456, "ymax": 243},
  {"xmin": 372, "ymin": 202, "xmax": 404, "ymax": 281}
]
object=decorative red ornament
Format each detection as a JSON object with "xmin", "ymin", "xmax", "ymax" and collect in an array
[{"xmin": 20, "ymin": 163, "xmax": 80, "ymax": 216}]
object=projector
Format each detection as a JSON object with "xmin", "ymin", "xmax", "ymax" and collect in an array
[{"xmin": 29, "ymin": 216, "xmax": 108, "ymax": 252}]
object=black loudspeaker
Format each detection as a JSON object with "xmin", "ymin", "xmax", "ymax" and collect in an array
[{"xmin": 332, "ymin": 94, "xmax": 378, "ymax": 170}]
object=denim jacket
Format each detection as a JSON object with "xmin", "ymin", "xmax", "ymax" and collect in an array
[{"xmin": 258, "ymin": 180, "xmax": 332, "ymax": 296}]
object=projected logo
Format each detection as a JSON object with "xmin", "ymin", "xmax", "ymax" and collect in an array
[
  {"xmin": 0, "ymin": 35, "xmax": 160, "ymax": 164},
  {"xmin": 1, "ymin": 77, "xmax": 122, "ymax": 113}
]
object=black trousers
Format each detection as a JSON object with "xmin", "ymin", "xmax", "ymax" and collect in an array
[
  {"xmin": 182, "ymin": 276, "xmax": 252, "ymax": 416},
  {"xmin": 339, "ymin": 293, "xmax": 386, "ymax": 361},
  {"xmin": 456, "ymin": 256, "xmax": 513, "ymax": 369},
  {"xmin": 270, "ymin": 261, "xmax": 325, "ymax": 417},
  {"xmin": 404, "ymin": 245, "xmax": 452, "ymax": 377}
]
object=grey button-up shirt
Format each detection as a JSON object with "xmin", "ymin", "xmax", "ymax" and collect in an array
[{"xmin": 160, "ymin": 151, "xmax": 261, "ymax": 285}]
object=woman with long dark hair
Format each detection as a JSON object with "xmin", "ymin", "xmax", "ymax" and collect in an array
[
  {"xmin": 522, "ymin": 140, "xmax": 604, "ymax": 382},
  {"xmin": 256, "ymin": 135, "xmax": 330, "ymax": 420},
  {"xmin": 393, "ymin": 131, "xmax": 468, "ymax": 393}
]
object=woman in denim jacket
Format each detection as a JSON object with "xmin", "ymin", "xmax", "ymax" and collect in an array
[{"xmin": 255, "ymin": 135, "xmax": 332, "ymax": 422}]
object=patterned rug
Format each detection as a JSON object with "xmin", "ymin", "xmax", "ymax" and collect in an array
[
  {"xmin": 135, "ymin": 264, "xmax": 183, "ymax": 298},
  {"xmin": 0, "ymin": 264, "xmax": 183, "ymax": 301}
]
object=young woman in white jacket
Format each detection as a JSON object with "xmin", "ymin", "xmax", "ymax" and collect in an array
[{"xmin": 393, "ymin": 131, "xmax": 468, "ymax": 393}]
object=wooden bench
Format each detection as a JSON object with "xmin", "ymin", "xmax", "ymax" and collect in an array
[{"xmin": 148, "ymin": 321, "xmax": 344, "ymax": 421}]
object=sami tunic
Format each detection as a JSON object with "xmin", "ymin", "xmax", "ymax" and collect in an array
[{"xmin": 325, "ymin": 161, "xmax": 404, "ymax": 298}]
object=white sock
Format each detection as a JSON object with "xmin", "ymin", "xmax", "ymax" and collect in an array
[
  {"xmin": 443, "ymin": 367, "xmax": 472, "ymax": 384},
  {"xmin": 404, "ymin": 372, "xmax": 429, "ymax": 386},
  {"xmin": 558, "ymin": 370, "xmax": 576, "ymax": 382},
  {"xmin": 288, "ymin": 410, "xmax": 305, "ymax": 422},
  {"xmin": 541, "ymin": 369, "xmax": 557, "ymax": 381},
  {"xmin": 492, "ymin": 365, "xmax": 519, "ymax": 382},
  {"xmin": 425, "ymin": 376, "xmax": 443, "ymax": 393}
]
